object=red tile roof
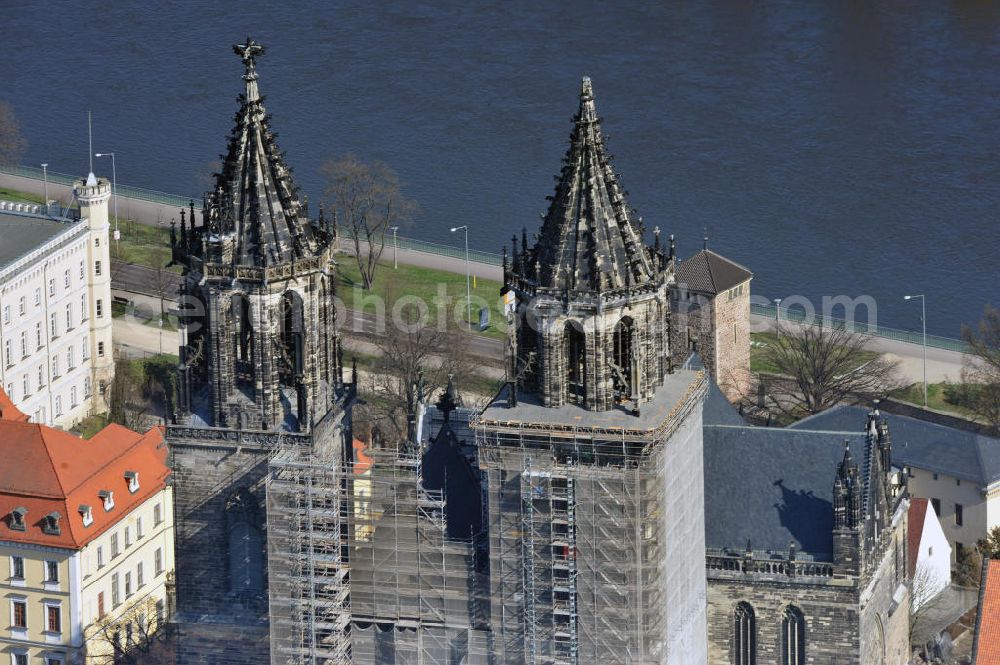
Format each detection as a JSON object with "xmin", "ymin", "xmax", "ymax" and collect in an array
[
  {"xmin": 0, "ymin": 387, "xmax": 28, "ymax": 422},
  {"xmin": 908, "ymin": 498, "xmax": 929, "ymax": 579},
  {"xmin": 974, "ymin": 558, "xmax": 1000, "ymax": 664},
  {"xmin": 0, "ymin": 414, "xmax": 169, "ymax": 550}
]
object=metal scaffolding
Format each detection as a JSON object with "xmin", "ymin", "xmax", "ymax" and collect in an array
[
  {"xmin": 476, "ymin": 398, "xmax": 700, "ymax": 665},
  {"xmin": 267, "ymin": 450, "xmax": 351, "ymax": 665}
]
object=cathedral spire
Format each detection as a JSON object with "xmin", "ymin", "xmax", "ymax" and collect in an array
[
  {"xmin": 529, "ymin": 77, "xmax": 657, "ymax": 293},
  {"xmin": 201, "ymin": 37, "xmax": 323, "ymax": 269}
]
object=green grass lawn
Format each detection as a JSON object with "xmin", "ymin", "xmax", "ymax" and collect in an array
[
  {"xmin": 338, "ymin": 258, "xmax": 507, "ymax": 338},
  {"xmin": 750, "ymin": 331, "xmax": 879, "ymax": 375},
  {"xmin": 111, "ymin": 222, "xmax": 179, "ymax": 273},
  {"xmin": 890, "ymin": 381, "xmax": 982, "ymax": 420},
  {"xmin": 0, "ymin": 188, "xmax": 45, "ymax": 204}
]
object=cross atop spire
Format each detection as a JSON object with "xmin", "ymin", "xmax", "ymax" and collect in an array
[{"xmin": 233, "ymin": 37, "xmax": 265, "ymax": 101}]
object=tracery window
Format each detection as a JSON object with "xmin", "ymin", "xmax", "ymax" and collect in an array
[
  {"xmin": 734, "ymin": 602, "xmax": 756, "ymax": 665},
  {"xmin": 781, "ymin": 605, "xmax": 805, "ymax": 665}
]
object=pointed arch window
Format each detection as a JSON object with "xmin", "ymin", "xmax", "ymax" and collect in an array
[
  {"xmin": 612, "ymin": 316, "xmax": 635, "ymax": 400},
  {"xmin": 781, "ymin": 605, "xmax": 805, "ymax": 665},
  {"xmin": 564, "ymin": 322, "xmax": 586, "ymax": 404},
  {"xmin": 734, "ymin": 602, "xmax": 756, "ymax": 665}
]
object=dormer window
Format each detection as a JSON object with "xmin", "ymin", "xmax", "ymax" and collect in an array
[
  {"xmin": 79, "ymin": 505, "xmax": 93, "ymax": 527},
  {"xmin": 9, "ymin": 507, "xmax": 27, "ymax": 531},
  {"xmin": 99, "ymin": 490, "xmax": 115, "ymax": 512},
  {"xmin": 124, "ymin": 471, "xmax": 139, "ymax": 494},
  {"xmin": 43, "ymin": 512, "xmax": 61, "ymax": 536}
]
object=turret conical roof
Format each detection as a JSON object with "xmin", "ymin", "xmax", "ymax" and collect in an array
[
  {"xmin": 207, "ymin": 37, "xmax": 321, "ymax": 267},
  {"xmin": 531, "ymin": 77, "xmax": 656, "ymax": 292}
]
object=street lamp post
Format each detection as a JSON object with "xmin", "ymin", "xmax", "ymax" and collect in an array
[
  {"xmin": 94, "ymin": 152, "xmax": 120, "ymax": 255},
  {"xmin": 450, "ymin": 225, "xmax": 471, "ymax": 329},
  {"xmin": 390, "ymin": 226, "xmax": 399, "ymax": 269},
  {"xmin": 773, "ymin": 298, "xmax": 782, "ymax": 323},
  {"xmin": 40, "ymin": 163, "xmax": 49, "ymax": 215},
  {"xmin": 904, "ymin": 294, "xmax": 928, "ymax": 407}
]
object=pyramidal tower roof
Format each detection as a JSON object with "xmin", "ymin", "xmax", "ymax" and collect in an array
[
  {"xmin": 531, "ymin": 77, "xmax": 656, "ymax": 293},
  {"xmin": 207, "ymin": 37, "xmax": 320, "ymax": 267}
]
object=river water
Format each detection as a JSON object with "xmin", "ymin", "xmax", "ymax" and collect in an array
[{"xmin": 5, "ymin": 1, "xmax": 999, "ymax": 336}]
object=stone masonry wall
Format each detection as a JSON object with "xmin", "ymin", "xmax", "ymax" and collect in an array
[
  {"xmin": 710, "ymin": 282, "xmax": 751, "ymax": 404},
  {"xmin": 707, "ymin": 575, "xmax": 859, "ymax": 664},
  {"xmin": 168, "ymin": 438, "xmax": 272, "ymax": 664}
]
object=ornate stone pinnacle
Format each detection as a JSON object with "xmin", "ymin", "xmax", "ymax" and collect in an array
[{"xmin": 233, "ymin": 36, "xmax": 265, "ymax": 68}]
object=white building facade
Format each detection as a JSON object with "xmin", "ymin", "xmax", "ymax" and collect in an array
[{"xmin": 0, "ymin": 176, "xmax": 114, "ymax": 428}]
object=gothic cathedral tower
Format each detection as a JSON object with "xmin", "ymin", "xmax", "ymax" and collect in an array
[
  {"xmin": 476, "ymin": 78, "xmax": 708, "ymax": 665},
  {"xmin": 166, "ymin": 39, "xmax": 352, "ymax": 665}
]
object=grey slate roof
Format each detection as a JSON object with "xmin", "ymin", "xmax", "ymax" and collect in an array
[
  {"xmin": 791, "ymin": 405, "xmax": 1000, "ymax": 485},
  {"xmin": 704, "ymin": 425, "xmax": 867, "ymax": 560},
  {"xmin": 676, "ymin": 249, "xmax": 753, "ymax": 296},
  {"xmin": 0, "ymin": 212, "xmax": 78, "ymax": 271},
  {"xmin": 531, "ymin": 77, "xmax": 656, "ymax": 293}
]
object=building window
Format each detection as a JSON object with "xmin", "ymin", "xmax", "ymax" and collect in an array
[
  {"xmin": 45, "ymin": 560, "xmax": 59, "ymax": 583},
  {"xmin": 137, "ymin": 561, "xmax": 144, "ymax": 588},
  {"xmin": 21, "ymin": 374, "xmax": 28, "ymax": 397},
  {"xmin": 46, "ymin": 604, "xmax": 61, "ymax": 633},
  {"xmin": 98, "ymin": 341, "xmax": 105, "ymax": 357},
  {"xmin": 11, "ymin": 555, "xmax": 25, "ymax": 579},
  {"xmin": 154, "ymin": 503, "xmax": 163, "ymax": 526},
  {"xmin": 125, "ymin": 526, "xmax": 132, "ymax": 548},
  {"xmin": 933, "ymin": 472, "xmax": 939, "ymax": 480},
  {"xmin": 20, "ymin": 331, "xmax": 26, "ymax": 358},
  {"xmin": 957, "ymin": 478, "xmax": 961, "ymax": 486},
  {"xmin": 35, "ymin": 322, "xmax": 42, "ymax": 349},
  {"xmin": 97, "ymin": 591, "xmax": 105, "ymax": 619},
  {"xmin": 931, "ymin": 498, "xmax": 941, "ymax": 516},
  {"xmin": 49, "ymin": 278, "xmax": 55, "ymax": 296},
  {"xmin": 136, "ymin": 516, "xmax": 144, "ymax": 539},
  {"xmin": 54, "ymin": 395, "xmax": 62, "ymax": 417},
  {"xmin": 12, "ymin": 599, "xmax": 27, "ymax": 628},
  {"xmin": 35, "ymin": 287, "xmax": 41, "ymax": 305},
  {"xmin": 734, "ymin": 602, "xmax": 756, "ymax": 665},
  {"xmin": 81, "ymin": 295, "xmax": 88, "ymax": 321},
  {"xmin": 80, "ymin": 260, "xmax": 85, "ymax": 278},
  {"xmin": 43, "ymin": 512, "xmax": 61, "ymax": 535},
  {"xmin": 125, "ymin": 571, "xmax": 132, "ymax": 597},
  {"xmin": 781, "ymin": 606, "xmax": 806, "ymax": 665},
  {"xmin": 15, "ymin": 653, "xmax": 28, "ymax": 665},
  {"xmin": 64, "ymin": 269, "xmax": 70, "ymax": 288},
  {"xmin": 47, "ymin": 654, "xmax": 64, "ymax": 665},
  {"xmin": 50, "ymin": 312, "xmax": 58, "ymax": 338},
  {"xmin": 97, "ymin": 546, "xmax": 104, "ymax": 568},
  {"xmin": 95, "ymin": 237, "xmax": 100, "ymax": 247},
  {"xmin": 96, "ymin": 299, "xmax": 103, "ymax": 318},
  {"xmin": 66, "ymin": 304, "xmax": 73, "ymax": 330},
  {"xmin": 155, "ymin": 547, "xmax": 164, "ymax": 576},
  {"xmin": 101, "ymin": 490, "xmax": 115, "ymax": 512},
  {"xmin": 4, "ymin": 340, "xmax": 11, "ymax": 367},
  {"xmin": 80, "ymin": 505, "xmax": 93, "ymax": 527},
  {"xmin": 2, "ymin": 305, "xmax": 8, "ymax": 324},
  {"xmin": 126, "ymin": 471, "xmax": 140, "ymax": 493},
  {"xmin": 111, "ymin": 573, "xmax": 120, "ymax": 607},
  {"xmin": 111, "ymin": 532, "xmax": 120, "ymax": 557},
  {"xmin": 10, "ymin": 507, "xmax": 27, "ymax": 531},
  {"xmin": 18, "ymin": 296, "xmax": 25, "ymax": 316},
  {"xmin": 70, "ymin": 386, "xmax": 78, "ymax": 408},
  {"xmin": 68, "ymin": 347, "xmax": 75, "ymax": 369},
  {"xmin": 6, "ymin": 382, "xmax": 14, "ymax": 401},
  {"xmin": 82, "ymin": 337, "xmax": 89, "ymax": 360},
  {"xmin": 956, "ymin": 504, "xmax": 964, "ymax": 527},
  {"xmin": 84, "ymin": 377, "xmax": 92, "ymax": 398}
]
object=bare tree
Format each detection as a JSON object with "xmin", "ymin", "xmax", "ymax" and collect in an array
[
  {"xmin": 88, "ymin": 595, "xmax": 175, "ymax": 665},
  {"xmin": 107, "ymin": 355, "xmax": 147, "ymax": 431},
  {"xmin": 764, "ymin": 323, "xmax": 900, "ymax": 416},
  {"xmin": 361, "ymin": 302, "xmax": 474, "ymax": 442},
  {"xmin": 0, "ymin": 101, "xmax": 27, "ymax": 165},
  {"xmin": 321, "ymin": 154, "xmax": 416, "ymax": 290},
  {"xmin": 978, "ymin": 525, "xmax": 1000, "ymax": 560},
  {"xmin": 961, "ymin": 305, "xmax": 1000, "ymax": 433}
]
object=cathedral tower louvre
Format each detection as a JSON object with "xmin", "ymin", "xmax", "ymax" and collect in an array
[
  {"xmin": 505, "ymin": 77, "xmax": 674, "ymax": 411},
  {"xmin": 171, "ymin": 37, "xmax": 343, "ymax": 432}
]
